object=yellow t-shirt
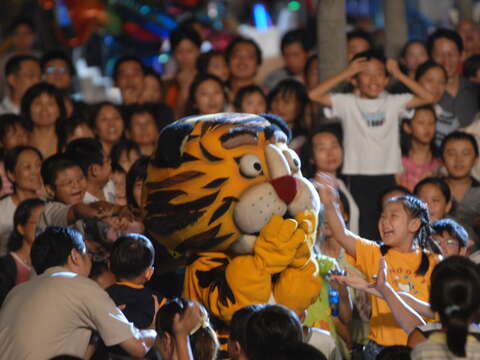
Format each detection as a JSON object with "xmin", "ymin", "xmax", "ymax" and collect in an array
[{"xmin": 349, "ymin": 238, "xmax": 440, "ymax": 346}]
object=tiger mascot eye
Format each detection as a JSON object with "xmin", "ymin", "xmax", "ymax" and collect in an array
[{"xmin": 144, "ymin": 113, "xmax": 322, "ymax": 322}]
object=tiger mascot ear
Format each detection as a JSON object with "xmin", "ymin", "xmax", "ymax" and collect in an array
[{"xmin": 151, "ymin": 122, "xmax": 195, "ymax": 168}]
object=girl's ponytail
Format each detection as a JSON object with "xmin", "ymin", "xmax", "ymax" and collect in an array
[{"xmin": 445, "ymin": 310, "xmax": 469, "ymax": 357}]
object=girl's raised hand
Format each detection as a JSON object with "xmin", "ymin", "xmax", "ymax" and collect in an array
[{"xmin": 314, "ymin": 172, "xmax": 339, "ymax": 205}]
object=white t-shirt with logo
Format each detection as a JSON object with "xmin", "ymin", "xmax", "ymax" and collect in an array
[{"xmin": 328, "ymin": 92, "xmax": 413, "ymax": 175}]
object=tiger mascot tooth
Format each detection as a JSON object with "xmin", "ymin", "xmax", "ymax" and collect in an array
[{"xmin": 143, "ymin": 112, "xmax": 322, "ymax": 323}]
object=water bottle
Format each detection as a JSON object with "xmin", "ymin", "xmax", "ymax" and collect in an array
[{"xmin": 329, "ymin": 285, "xmax": 340, "ymax": 317}]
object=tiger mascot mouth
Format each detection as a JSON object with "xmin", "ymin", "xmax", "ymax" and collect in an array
[{"xmin": 143, "ymin": 112, "xmax": 320, "ymax": 257}]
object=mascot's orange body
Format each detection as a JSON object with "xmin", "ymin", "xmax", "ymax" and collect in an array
[{"xmin": 144, "ymin": 113, "xmax": 322, "ymax": 322}]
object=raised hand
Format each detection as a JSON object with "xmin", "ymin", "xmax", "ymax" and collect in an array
[
  {"xmin": 346, "ymin": 57, "xmax": 368, "ymax": 76},
  {"xmin": 386, "ymin": 59, "xmax": 401, "ymax": 78}
]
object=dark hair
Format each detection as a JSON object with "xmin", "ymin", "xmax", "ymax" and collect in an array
[
  {"xmin": 269, "ymin": 342, "xmax": 327, "ymax": 360},
  {"xmin": 225, "ymin": 36, "xmax": 263, "ymax": 65},
  {"xmin": 378, "ymin": 185, "xmax": 412, "ymax": 209},
  {"xmin": 191, "ymin": 326, "xmax": 220, "ymax": 360},
  {"xmin": 230, "ymin": 305, "xmax": 264, "ymax": 346},
  {"xmin": 304, "ymin": 54, "xmax": 318, "ymax": 80},
  {"xmin": 169, "ymin": 25, "xmax": 202, "ymax": 52},
  {"xmin": 20, "ymin": 82, "xmax": 67, "ymax": 138},
  {"xmin": 351, "ymin": 49, "xmax": 386, "ymax": 68},
  {"xmin": 4, "ymin": 53, "xmax": 39, "ymax": 78},
  {"xmin": 41, "ymin": 153, "xmax": 80, "ymax": 187},
  {"xmin": 4, "ymin": 145, "xmax": 42, "ymax": 177},
  {"xmin": 0, "ymin": 113, "xmax": 24, "ymax": 142},
  {"xmin": 400, "ymin": 40, "xmax": 427, "ymax": 59},
  {"xmin": 156, "ymin": 297, "xmax": 190, "ymax": 335},
  {"xmin": 281, "ymin": 29, "xmax": 309, "ymax": 53},
  {"xmin": 7, "ymin": 17, "xmax": 35, "ymax": 34},
  {"xmin": 376, "ymin": 345, "xmax": 412, "ymax": 360},
  {"xmin": 245, "ymin": 304, "xmax": 303, "ymax": 360},
  {"xmin": 65, "ymin": 138, "xmax": 104, "ymax": 177},
  {"xmin": 233, "ymin": 85, "xmax": 266, "ymax": 112},
  {"xmin": 413, "ymin": 176, "xmax": 452, "ymax": 203},
  {"xmin": 347, "ymin": 29, "xmax": 374, "ymax": 48},
  {"xmin": 440, "ymin": 131, "xmax": 479, "ymax": 159},
  {"xmin": 197, "ymin": 50, "xmax": 225, "ymax": 75},
  {"xmin": 267, "ymin": 79, "xmax": 309, "ymax": 133},
  {"xmin": 110, "ymin": 140, "xmax": 141, "ymax": 170},
  {"xmin": 61, "ymin": 114, "xmax": 93, "ymax": 143},
  {"xmin": 381, "ymin": 196, "xmax": 439, "ymax": 275},
  {"xmin": 400, "ymin": 105, "xmax": 438, "ymax": 157},
  {"xmin": 40, "ymin": 50, "xmax": 75, "ymax": 76},
  {"xmin": 126, "ymin": 156, "xmax": 149, "ymax": 208},
  {"xmin": 427, "ymin": 28, "xmax": 464, "ymax": 56},
  {"xmin": 143, "ymin": 66, "xmax": 165, "ymax": 102},
  {"xmin": 414, "ymin": 60, "xmax": 448, "ymax": 82},
  {"xmin": 109, "ymin": 233, "xmax": 154, "ymax": 280},
  {"xmin": 429, "ymin": 256, "xmax": 480, "ymax": 357},
  {"xmin": 7, "ymin": 198, "xmax": 45, "ymax": 252},
  {"xmin": 123, "ymin": 103, "xmax": 160, "ymax": 132},
  {"xmin": 89, "ymin": 101, "xmax": 124, "ymax": 137},
  {"xmin": 112, "ymin": 56, "xmax": 144, "ymax": 82},
  {"xmin": 431, "ymin": 218, "xmax": 468, "ymax": 248},
  {"xmin": 31, "ymin": 226, "xmax": 85, "ymax": 274},
  {"xmin": 463, "ymin": 54, "xmax": 480, "ymax": 79},
  {"xmin": 185, "ymin": 73, "xmax": 227, "ymax": 115}
]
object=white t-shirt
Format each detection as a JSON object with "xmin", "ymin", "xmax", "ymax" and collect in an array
[
  {"xmin": 83, "ymin": 180, "xmax": 116, "ymax": 204},
  {"xmin": 328, "ymin": 92, "xmax": 413, "ymax": 175},
  {"xmin": 0, "ymin": 196, "xmax": 17, "ymax": 256}
]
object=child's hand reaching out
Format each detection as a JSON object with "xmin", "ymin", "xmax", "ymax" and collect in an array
[{"xmin": 386, "ymin": 59, "xmax": 401, "ymax": 78}]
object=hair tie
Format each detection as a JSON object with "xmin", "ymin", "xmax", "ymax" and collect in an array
[{"xmin": 445, "ymin": 304, "xmax": 461, "ymax": 316}]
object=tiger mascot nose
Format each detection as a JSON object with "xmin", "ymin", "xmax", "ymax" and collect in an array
[{"xmin": 270, "ymin": 175, "xmax": 298, "ymax": 204}]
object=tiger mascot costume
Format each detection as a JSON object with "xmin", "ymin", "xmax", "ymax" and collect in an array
[{"xmin": 143, "ymin": 112, "xmax": 322, "ymax": 326}]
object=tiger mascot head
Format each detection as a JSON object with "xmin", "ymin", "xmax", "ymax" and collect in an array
[{"xmin": 143, "ymin": 113, "xmax": 321, "ymax": 257}]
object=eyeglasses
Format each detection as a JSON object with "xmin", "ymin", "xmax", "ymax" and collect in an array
[{"xmin": 45, "ymin": 66, "xmax": 68, "ymax": 74}]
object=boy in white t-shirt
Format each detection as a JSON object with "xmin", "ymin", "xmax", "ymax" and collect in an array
[{"xmin": 309, "ymin": 50, "xmax": 433, "ymax": 238}]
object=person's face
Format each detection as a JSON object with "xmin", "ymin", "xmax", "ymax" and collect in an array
[
  {"xmin": 12, "ymin": 24, "xmax": 35, "ymax": 51},
  {"xmin": 129, "ymin": 112, "xmax": 159, "ymax": 148},
  {"xmin": 174, "ymin": 39, "xmax": 200, "ymax": 70},
  {"xmin": 52, "ymin": 165, "xmax": 87, "ymax": 205},
  {"xmin": 418, "ymin": 66, "xmax": 447, "ymax": 104},
  {"xmin": 431, "ymin": 38, "xmax": 461, "ymax": 79},
  {"xmin": 311, "ymin": 132, "xmax": 343, "ymax": 174},
  {"xmin": 8, "ymin": 150, "xmax": 42, "ymax": 192},
  {"xmin": 118, "ymin": 149, "xmax": 141, "ymax": 173},
  {"xmin": 283, "ymin": 42, "xmax": 308, "ymax": 76},
  {"xmin": 96, "ymin": 154, "xmax": 112, "ymax": 184},
  {"xmin": 432, "ymin": 231, "xmax": 465, "ymax": 257},
  {"xmin": 207, "ymin": 55, "xmax": 229, "ymax": 83},
  {"xmin": 43, "ymin": 58, "xmax": 72, "ymax": 90},
  {"xmin": 95, "ymin": 105, "xmax": 124, "ymax": 144},
  {"xmin": 140, "ymin": 75, "xmax": 163, "ymax": 103},
  {"xmin": 111, "ymin": 171, "xmax": 126, "ymax": 206},
  {"xmin": 347, "ymin": 37, "xmax": 371, "ymax": 61},
  {"xmin": 10, "ymin": 60, "xmax": 41, "ymax": 98},
  {"xmin": 378, "ymin": 201, "xmax": 418, "ymax": 248},
  {"xmin": 270, "ymin": 93, "xmax": 298, "ymax": 127},
  {"xmin": 2, "ymin": 124, "xmax": 28, "ymax": 150},
  {"xmin": 133, "ymin": 178, "xmax": 144, "ymax": 208},
  {"xmin": 116, "ymin": 61, "xmax": 144, "ymax": 101},
  {"xmin": 403, "ymin": 43, "xmax": 428, "ymax": 74},
  {"xmin": 66, "ymin": 123, "xmax": 95, "ymax": 144},
  {"xmin": 353, "ymin": 59, "xmax": 388, "ymax": 99},
  {"xmin": 19, "ymin": 204, "xmax": 44, "ymax": 246},
  {"xmin": 240, "ymin": 92, "xmax": 267, "ymax": 114},
  {"xmin": 229, "ymin": 42, "xmax": 258, "ymax": 81},
  {"xmin": 195, "ymin": 79, "xmax": 225, "ymax": 115},
  {"xmin": 407, "ymin": 109, "xmax": 436, "ymax": 145},
  {"xmin": 457, "ymin": 20, "xmax": 477, "ymax": 52},
  {"xmin": 416, "ymin": 183, "xmax": 451, "ymax": 222},
  {"xmin": 442, "ymin": 139, "xmax": 478, "ymax": 179},
  {"xmin": 30, "ymin": 93, "xmax": 59, "ymax": 127},
  {"xmin": 306, "ymin": 57, "xmax": 319, "ymax": 90}
]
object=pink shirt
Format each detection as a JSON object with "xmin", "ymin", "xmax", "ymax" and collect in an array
[{"xmin": 398, "ymin": 156, "xmax": 441, "ymax": 191}]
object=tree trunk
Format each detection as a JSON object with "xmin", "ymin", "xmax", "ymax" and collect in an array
[
  {"xmin": 384, "ymin": 0, "xmax": 408, "ymax": 59},
  {"xmin": 457, "ymin": 0, "xmax": 473, "ymax": 20},
  {"xmin": 316, "ymin": 0, "xmax": 347, "ymax": 82}
]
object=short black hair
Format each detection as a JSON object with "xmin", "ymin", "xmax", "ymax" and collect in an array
[
  {"xmin": 281, "ymin": 29, "xmax": 309, "ymax": 53},
  {"xmin": 40, "ymin": 49, "xmax": 76, "ymax": 76},
  {"xmin": 126, "ymin": 156, "xmax": 149, "ymax": 209},
  {"xmin": 89, "ymin": 101, "xmax": 124, "ymax": 131},
  {"xmin": 225, "ymin": 36, "xmax": 263, "ymax": 65},
  {"xmin": 169, "ymin": 25, "xmax": 202, "ymax": 52},
  {"xmin": 376, "ymin": 345, "xmax": 412, "ymax": 360},
  {"xmin": 233, "ymin": 85, "xmax": 266, "ymax": 111},
  {"xmin": 7, "ymin": 17, "xmax": 34, "ymax": 34},
  {"xmin": 4, "ymin": 145, "xmax": 42, "ymax": 175},
  {"xmin": 230, "ymin": 305, "xmax": 264, "ymax": 345},
  {"xmin": 427, "ymin": 28, "xmax": 464, "ymax": 56},
  {"xmin": 185, "ymin": 73, "xmax": 227, "ymax": 115},
  {"xmin": 5, "ymin": 54, "xmax": 39, "ymax": 78},
  {"xmin": 431, "ymin": 218, "xmax": 468, "ymax": 248},
  {"xmin": 440, "ymin": 131, "xmax": 479, "ymax": 159},
  {"xmin": 196, "ymin": 50, "xmax": 225, "ymax": 74},
  {"xmin": 109, "ymin": 233, "xmax": 155, "ymax": 280},
  {"xmin": 414, "ymin": 176, "xmax": 452, "ymax": 203},
  {"xmin": 112, "ymin": 56, "xmax": 144, "ymax": 83},
  {"xmin": 347, "ymin": 29, "xmax": 374, "ymax": 48},
  {"xmin": 31, "ymin": 226, "xmax": 85, "ymax": 274},
  {"xmin": 0, "ymin": 113, "xmax": 24, "ymax": 142},
  {"xmin": 351, "ymin": 48, "xmax": 386, "ymax": 65},
  {"xmin": 41, "ymin": 153, "xmax": 80, "ymax": 187},
  {"xmin": 123, "ymin": 103, "xmax": 159, "ymax": 131},
  {"xmin": 463, "ymin": 54, "xmax": 480, "ymax": 79},
  {"xmin": 65, "ymin": 137, "xmax": 105, "ymax": 176},
  {"xmin": 7, "ymin": 198, "xmax": 45, "ymax": 252},
  {"xmin": 414, "ymin": 60, "xmax": 448, "ymax": 82},
  {"xmin": 110, "ymin": 139, "xmax": 141, "ymax": 170},
  {"xmin": 156, "ymin": 297, "xmax": 190, "ymax": 335}
]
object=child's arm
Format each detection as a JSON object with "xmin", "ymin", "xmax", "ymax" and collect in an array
[
  {"xmin": 67, "ymin": 201, "xmax": 117, "ymax": 224},
  {"xmin": 386, "ymin": 59, "xmax": 434, "ymax": 108},
  {"xmin": 398, "ymin": 292, "xmax": 435, "ymax": 319},
  {"xmin": 309, "ymin": 57, "xmax": 368, "ymax": 107},
  {"xmin": 315, "ymin": 174, "xmax": 362, "ymax": 257}
]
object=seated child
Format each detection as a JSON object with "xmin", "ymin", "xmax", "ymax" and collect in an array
[
  {"xmin": 431, "ymin": 218, "xmax": 468, "ymax": 257},
  {"xmin": 65, "ymin": 138, "xmax": 116, "ymax": 203}
]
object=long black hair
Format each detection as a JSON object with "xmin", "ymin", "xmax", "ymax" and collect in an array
[{"xmin": 7, "ymin": 198, "xmax": 45, "ymax": 252}]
